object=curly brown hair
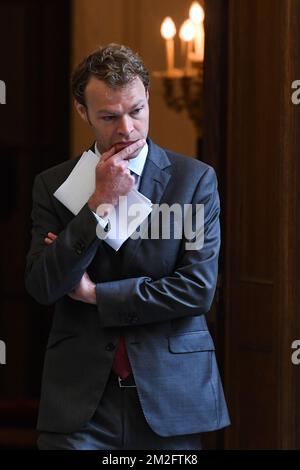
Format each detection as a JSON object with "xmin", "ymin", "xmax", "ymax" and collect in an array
[{"xmin": 71, "ymin": 43, "xmax": 150, "ymax": 106}]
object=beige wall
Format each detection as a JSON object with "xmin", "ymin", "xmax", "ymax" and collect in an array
[{"xmin": 71, "ymin": 0, "xmax": 198, "ymax": 157}]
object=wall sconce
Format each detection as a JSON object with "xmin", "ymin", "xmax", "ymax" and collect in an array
[{"xmin": 153, "ymin": 2, "xmax": 205, "ymax": 138}]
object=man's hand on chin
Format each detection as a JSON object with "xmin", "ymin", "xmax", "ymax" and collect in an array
[{"xmin": 44, "ymin": 232, "xmax": 96, "ymax": 305}]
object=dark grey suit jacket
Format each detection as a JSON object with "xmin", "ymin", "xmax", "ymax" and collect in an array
[{"xmin": 25, "ymin": 138, "xmax": 230, "ymax": 436}]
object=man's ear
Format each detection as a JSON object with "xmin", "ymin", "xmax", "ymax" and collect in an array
[{"xmin": 74, "ymin": 100, "xmax": 89, "ymax": 123}]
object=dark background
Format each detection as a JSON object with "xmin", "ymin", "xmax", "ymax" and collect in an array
[{"xmin": 0, "ymin": 0, "xmax": 71, "ymax": 447}]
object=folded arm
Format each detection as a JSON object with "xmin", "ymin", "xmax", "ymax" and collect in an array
[
  {"xmin": 25, "ymin": 174, "xmax": 101, "ymax": 305},
  {"xmin": 25, "ymin": 141, "xmax": 144, "ymax": 306},
  {"xmin": 96, "ymin": 167, "xmax": 220, "ymax": 327}
]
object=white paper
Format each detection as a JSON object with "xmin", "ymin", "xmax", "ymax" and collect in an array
[
  {"xmin": 54, "ymin": 150, "xmax": 99, "ymax": 215},
  {"xmin": 101, "ymin": 188, "xmax": 152, "ymax": 251},
  {"xmin": 54, "ymin": 150, "xmax": 152, "ymax": 251}
]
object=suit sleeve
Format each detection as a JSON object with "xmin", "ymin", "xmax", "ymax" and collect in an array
[
  {"xmin": 96, "ymin": 167, "xmax": 220, "ymax": 327},
  {"xmin": 25, "ymin": 173, "xmax": 102, "ymax": 305}
]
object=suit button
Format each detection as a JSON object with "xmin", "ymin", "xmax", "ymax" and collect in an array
[
  {"xmin": 105, "ymin": 343, "xmax": 116, "ymax": 351},
  {"xmin": 75, "ymin": 241, "xmax": 85, "ymax": 255}
]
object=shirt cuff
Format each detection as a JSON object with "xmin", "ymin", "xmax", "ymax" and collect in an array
[{"xmin": 91, "ymin": 211, "xmax": 109, "ymax": 230}]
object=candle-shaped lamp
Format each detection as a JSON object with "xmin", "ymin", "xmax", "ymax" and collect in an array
[
  {"xmin": 160, "ymin": 17, "xmax": 176, "ymax": 74},
  {"xmin": 189, "ymin": 1, "xmax": 205, "ymax": 61},
  {"xmin": 179, "ymin": 19, "xmax": 195, "ymax": 74}
]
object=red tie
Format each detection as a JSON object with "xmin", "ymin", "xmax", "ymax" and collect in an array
[
  {"xmin": 112, "ymin": 169, "xmax": 137, "ymax": 380},
  {"xmin": 112, "ymin": 336, "xmax": 132, "ymax": 379},
  {"xmin": 112, "ymin": 170, "xmax": 137, "ymax": 380}
]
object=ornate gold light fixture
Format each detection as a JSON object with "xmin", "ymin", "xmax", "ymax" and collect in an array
[{"xmin": 153, "ymin": 2, "xmax": 205, "ymax": 137}]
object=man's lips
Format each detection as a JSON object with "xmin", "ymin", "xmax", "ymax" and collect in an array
[{"xmin": 114, "ymin": 141, "xmax": 138, "ymax": 151}]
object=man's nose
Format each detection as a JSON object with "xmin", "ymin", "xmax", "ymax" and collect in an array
[{"xmin": 117, "ymin": 115, "xmax": 134, "ymax": 137}]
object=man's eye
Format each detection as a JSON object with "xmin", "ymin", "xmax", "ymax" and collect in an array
[
  {"xmin": 131, "ymin": 107, "xmax": 143, "ymax": 115},
  {"xmin": 102, "ymin": 116, "xmax": 116, "ymax": 122}
]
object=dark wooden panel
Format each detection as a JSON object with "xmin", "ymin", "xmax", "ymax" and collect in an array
[
  {"xmin": 235, "ymin": 283, "xmax": 275, "ymax": 351},
  {"xmin": 289, "ymin": 0, "xmax": 300, "ymax": 450},
  {"xmin": 235, "ymin": 351, "xmax": 279, "ymax": 449},
  {"xmin": 225, "ymin": 0, "xmax": 300, "ymax": 449},
  {"xmin": 0, "ymin": 1, "xmax": 70, "ymax": 447},
  {"xmin": 201, "ymin": 0, "xmax": 229, "ymax": 450}
]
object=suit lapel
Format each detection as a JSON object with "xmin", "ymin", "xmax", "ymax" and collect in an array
[{"xmin": 119, "ymin": 139, "xmax": 171, "ymax": 271}]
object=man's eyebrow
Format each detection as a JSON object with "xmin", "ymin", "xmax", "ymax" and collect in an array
[
  {"xmin": 96, "ymin": 109, "xmax": 119, "ymax": 116},
  {"xmin": 96, "ymin": 100, "xmax": 145, "ymax": 116},
  {"xmin": 129, "ymin": 100, "xmax": 144, "ymax": 110}
]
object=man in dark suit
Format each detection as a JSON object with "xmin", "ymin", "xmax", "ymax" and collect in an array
[{"xmin": 25, "ymin": 43, "xmax": 230, "ymax": 450}]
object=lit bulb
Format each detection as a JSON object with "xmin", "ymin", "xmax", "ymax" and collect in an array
[
  {"xmin": 189, "ymin": 2, "xmax": 204, "ymax": 24},
  {"xmin": 160, "ymin": 17, "xmax": 176, "ymax": 40},
  {"xmin": 179, "ymin": 19, "xmax": 196, "ymax": 42}
]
